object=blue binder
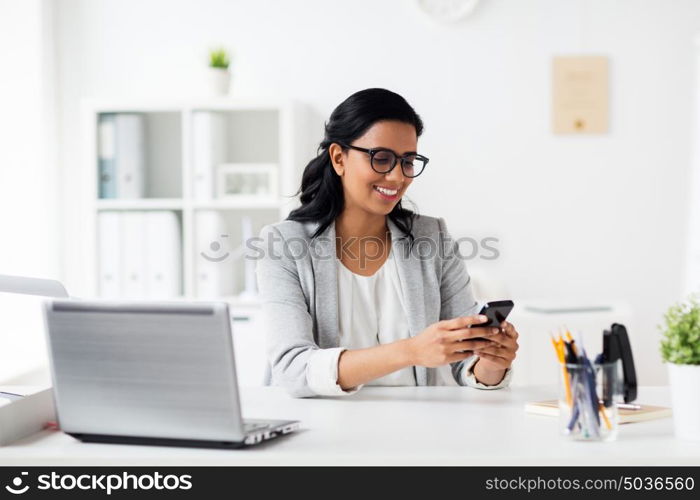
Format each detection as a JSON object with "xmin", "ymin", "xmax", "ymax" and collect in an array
[{"xmin": 98, "ymin": 113, "xmax": 117, "ymax": 198}]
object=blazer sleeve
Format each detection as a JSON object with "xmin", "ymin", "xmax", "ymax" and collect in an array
[
  {"xmin": 255, "ymin": 224, "xmax": 358, "ymax": 398},
  {"xmin": 435, "ymin": 217, "xmax": 512, "ymax": 389},
  {"xmin": 255, "ymin": 224, "xmax": 320, "ymax": 397}
]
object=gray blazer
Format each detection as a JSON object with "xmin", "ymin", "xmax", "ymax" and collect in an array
[{"xmin": 255, "ymin": 214, "xmax": 482, "ymax": 397}]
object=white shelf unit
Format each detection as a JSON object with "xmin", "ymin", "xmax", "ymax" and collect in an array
[{"xmin": 82, "ymin": 98, "xmax": 310, "ymax": 309}]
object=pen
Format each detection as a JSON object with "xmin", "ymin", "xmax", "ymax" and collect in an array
[{"xmin": 576, "ymin": 332, "xmax": 604, "ymax": 437}]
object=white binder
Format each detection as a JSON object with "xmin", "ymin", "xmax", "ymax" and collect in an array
[
  {"xmin": 121, "ymin": 211, "xmax": 147, "ymax": 298},
  {"xmin": 192, "ymin": 112, "xmax": 227, "ymax": 199},
  {"xmin": 115, "ymin": 114, "xmax": 145, "ymax": 199},
  {"xmin": 97, "ymin": 212, "xmax": 123, "ymax": 297},
  {"xmin": 144, "ymin": 211, "xmax": 182, "ymax": 298}
]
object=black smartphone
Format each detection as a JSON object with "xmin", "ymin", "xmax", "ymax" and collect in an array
[
  {"xmin": 459, "ymin": 300, "xmax": 515, "ymax": 349},
  {"xmin": 475, "ymin": 300, "xmax": 514, "ymax": 328}
]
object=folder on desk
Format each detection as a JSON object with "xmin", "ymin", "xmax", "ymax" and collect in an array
[
  {"xmin": 524, "ymin": 400, "xmax": 672, "ymax": 424},
  {"xmin": 0, "ymin": 387, "xmax": 55, "ymax": 446}
]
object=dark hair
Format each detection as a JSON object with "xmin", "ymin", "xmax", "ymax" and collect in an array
[{"xmin": 287, "ymin": 88, "xmax": 423, "ymax": 240}]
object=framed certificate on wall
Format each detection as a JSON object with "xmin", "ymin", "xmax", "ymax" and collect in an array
[{"xmin": 552, "ymin": 55, "xmax": 609, "ymax": 134}]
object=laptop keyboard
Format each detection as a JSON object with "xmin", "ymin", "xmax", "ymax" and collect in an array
[{"xmin": 243, "ymin": 421, "xmax": 271, "ymax": 433}]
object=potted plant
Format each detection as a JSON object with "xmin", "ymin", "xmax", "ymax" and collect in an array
[
  {"xmin": 208, "ymin": 48, "xmax": 231, "ymax": 96},
  {"xmin": 660, "ymin": 295, "xmax": 700, "ymax": 440}
]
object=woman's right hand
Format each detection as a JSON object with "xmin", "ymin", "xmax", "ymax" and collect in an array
[{"xmin": 405, "ymin": 315, "xmax": 500, "ymax": 368}]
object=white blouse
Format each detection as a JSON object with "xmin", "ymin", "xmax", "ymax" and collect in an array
[
  {"xmin": 304, "ymin": 248, "xmax": 512, "ymax": 396},
  {"xmin": 336, "ymin": 248, "xmax": 417, "ymax": 386}
]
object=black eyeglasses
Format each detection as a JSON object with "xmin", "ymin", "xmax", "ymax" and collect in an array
[{"xmin": 338, "ymin": 143, "xmax": 429, "ymax": 178}]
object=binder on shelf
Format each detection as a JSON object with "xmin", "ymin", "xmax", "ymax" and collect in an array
[
  {"xmin": 195, "ymin": 211, "xmax": 235, "ymax": 297},
  {"xmin": 115, "ymin": 114, "xmax": 145, "ymax": 199},
  {"xmin": 98, "ymin": 211, "xmax": 183, "ymax": 299},
  {"xmin": 121, "ymin": 211, "xmax": 147, "ymax": 298},
  {"xmin": 192, "ymin": 112, "xmax": 227, "ymax": 200},
  {"xmin": 97, "ymin": 211, "xmax": 123, "ymax": 297},
  {"xmin": 98, "ymin": 114, "xmax": 117, "ymax": 199},
  {"xmin": 144, "ymin": 211, "xmax": 182, "ymax": 298}
]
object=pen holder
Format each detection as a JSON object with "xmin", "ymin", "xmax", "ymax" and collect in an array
[{"xmin": 558, "ymin": 360, "xmax": 623, "ymax": 441}]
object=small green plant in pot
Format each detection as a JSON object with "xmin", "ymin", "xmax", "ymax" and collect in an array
[
  {"xmin": 660, "ymin": 295, "xmax": 700, "ymax": 440},
  {"xmin": 208, "ymin": 47, "xmax": 231, "ymax": 96}
]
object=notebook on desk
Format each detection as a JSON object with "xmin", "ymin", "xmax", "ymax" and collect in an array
[{"xmin": 524, "ymin": 400, "xmax": 672, "ymax": 424}]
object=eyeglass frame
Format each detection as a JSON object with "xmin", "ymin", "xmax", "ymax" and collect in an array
[{"xmin": 336, "ymin": 142, "xmax": 430, "ymax": 178}]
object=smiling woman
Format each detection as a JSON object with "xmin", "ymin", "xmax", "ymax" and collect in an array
[
  {"xmin": 256, "ymin": 88, "xmax": 519, "ymax": 398},
  {"xmin": 285, "ymin": 89, "xmax": 423, "ymax": 241}
]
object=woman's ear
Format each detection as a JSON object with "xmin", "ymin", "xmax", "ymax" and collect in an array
[{"xmin": 328, "ymin": 143, "xmax": 345, "ymax": 176}]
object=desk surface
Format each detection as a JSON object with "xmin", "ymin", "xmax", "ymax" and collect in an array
[{"xmin": 1, "ymin": 386, "xmax": 698, "ymax": 466}]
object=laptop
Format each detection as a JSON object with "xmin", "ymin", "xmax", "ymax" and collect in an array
[{"xmin": 42, "ymin": 299, "xmax": 299, "ymax": 448}]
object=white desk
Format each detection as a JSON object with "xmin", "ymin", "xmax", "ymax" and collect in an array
[{"xmin": 1, "ymin": 386, "xmax": 698, "ymax": 466}]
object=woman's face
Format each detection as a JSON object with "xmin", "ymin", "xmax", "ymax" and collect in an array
[{"xmin": 330, "ymin": 120, "xmax": 418, "ymax": 217}]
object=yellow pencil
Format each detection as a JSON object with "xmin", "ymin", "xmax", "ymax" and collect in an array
[
  {"xmin": 565, "ymin": 329, "xmax": 573, "ymax": 343},
  {"xmin": 599, "ymin": 403, "xmax": 612, "ymax": 430},
  {"xmin": 551, "ymin": 334, "xmax": 572, "ymax": 407},
  {"xmin": 550, "ymin": 334, "xmax": 561, "ymax": 360}
]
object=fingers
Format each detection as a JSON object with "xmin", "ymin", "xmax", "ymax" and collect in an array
[
  {"xmin": 440, "ymin": 315, "xmax": 489, "ymax": 330},
  {"xmin": 487, "ymin": 332, "xmax": 519, "ymax": 350},
  {"xmin": 501, "ymin": 321, "xmax": 518, "ymax": 339},
  {"xmin": 473, "ymin": 343, "xmax": 517, "ymax": 362},
  {"xmin": 475, "ymin": 351, "xmax": 512, "ymax": 369},
  {"xmin": 456, "ymin": 338, "xmax": 498, "ymax": 352},
  {"xmin": 446, "ymin": 351, "xmax": 475, "ymax": 364},
  {"xmin": 431, "ymin": 319, "xmax": 520, "ymax": 365},
  {"xmin": 445, "ymin": 326, "xmax": 500, "ymax": 342}
]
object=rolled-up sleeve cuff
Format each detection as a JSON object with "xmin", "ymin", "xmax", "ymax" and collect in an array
[
  {"xmin": 306, "ymin": 347, "xmax": 363, "ymax": 396},
  {"xmin": 460, "ymin": 356, "xmax": 513, "ymax": 390}
]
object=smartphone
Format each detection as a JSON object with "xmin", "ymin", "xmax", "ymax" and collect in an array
[
  {"xmin": 459, "ymin": 300, "xmax": 514, "ymax": 349},
  {"xmin": 475, "ymin": 300, "xmax": 514, "ymax": 328}
]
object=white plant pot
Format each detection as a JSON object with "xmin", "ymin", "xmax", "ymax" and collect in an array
[
  {"xmin": 208, "ymin": 68, "xmax": 231, "ymax": 96},
  {"xmin": 668, "ymin": 363, "xmax": 700, "ymax": 440}
]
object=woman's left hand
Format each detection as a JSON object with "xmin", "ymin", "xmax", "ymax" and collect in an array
[{"xmin": 472, "ymin": 321, "xmax": 519, "ymax": 381}]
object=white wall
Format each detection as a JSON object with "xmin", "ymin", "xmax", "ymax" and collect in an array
[
  {"xmin": 686, "ymin": 40, "xmax": 700, "ymax": 296},
  {"xmin": 0, "ymin": 0, "xmax": 59, "ymax": 280},
  {"xmin": 0, "ymin": 0, "xmax": 59, "ymax": 383},
  {"xmin": 54, "ymin": 0, "xmax": 700, "ymax": 385}
]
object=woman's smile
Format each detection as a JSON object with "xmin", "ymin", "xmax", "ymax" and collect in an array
[{"xmin": 372, "ymin": 184, "xmax": 401, "ymax": 201}]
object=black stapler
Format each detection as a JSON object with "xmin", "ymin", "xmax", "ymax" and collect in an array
[{"xmin": 600, "ymin": 323, "xmax": 638, "ymax": 404}]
